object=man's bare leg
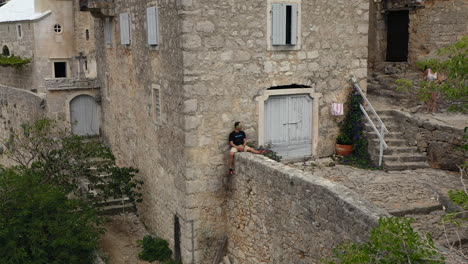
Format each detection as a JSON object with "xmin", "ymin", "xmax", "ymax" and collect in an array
[{"xmin": 229, "ymin": 152, "xmax": 235, "ymax": 169}]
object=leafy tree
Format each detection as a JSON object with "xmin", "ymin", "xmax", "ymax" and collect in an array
[
  {"xmin": 396, "ymin": 36, "xmax": 467, "ymax": 113},
  {"xmin": 137, "ymin": 235, "xmax": 173, "ymax": 263},
  {"xmin": 0, "ymin": 168, "xmax": 104, "ymax": 264},
  {"xmin": 323, "ymin": 217, "xmax": 444, "ymax": 264},
  {"xmin": 3, "ymin": 119, "xmax": 143, "ymax": 203}
]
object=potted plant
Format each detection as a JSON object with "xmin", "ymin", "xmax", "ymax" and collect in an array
[{"xmin": 336, "ymin": 133, "xmax": 353, "ymax": 156}]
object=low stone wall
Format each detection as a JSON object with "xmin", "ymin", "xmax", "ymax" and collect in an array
[
  {"xmin": 226, "ymin": 153, "xmax": 388, "ymax": 264},
  {"xmin": 389, "ymin": 110, "xmax": 467, "ymax": 171},
  {"xmin": 0, "ymin": 85, "xmax": 46, "ymax": 163}
]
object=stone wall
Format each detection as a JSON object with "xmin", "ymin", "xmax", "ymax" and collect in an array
[
  {"xmin": 226, "ymin": 153, "xmax": 387, "ymax": 264},
  {"xmin": 0, "ymin": 85, "xmax": 46, "ymax": 164},
  {"xmin": 92, "ymin": 0, "xmax": 190, "ymax": 261},
  {"xmin": 0, "ymin": 22, "xmax": 35, "ymax": 89},
  {"xmin": 389, "ymin": 110, "xmax": 467, "ymax": 171},
  {"xmin": 368, "ymin": 0, "xmax": 468, "ymax": 71},
  {"xmin": 92, "ymin": 0, "xmax": 371, "ymax": 262},
  {"xmin": 181, "ymin": 0, "xmax": 369, "ymax": 261}
]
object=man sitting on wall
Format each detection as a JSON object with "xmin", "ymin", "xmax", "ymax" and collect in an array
[{"xmin": 228, "ymin": 121, "xmax": 265, "ymax": 175}]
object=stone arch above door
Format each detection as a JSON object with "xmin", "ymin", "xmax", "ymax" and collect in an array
[{"xmin": 255, "ymin": 86, "xmax": 322, "ymax": 157}]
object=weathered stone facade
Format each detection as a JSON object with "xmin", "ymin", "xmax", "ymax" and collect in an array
[
  {"xmin": 227, "ymin": 153, "xmax": 387, "ymax": 264},
  {"xmin": 90, "ymin": 0, "xmax": 371, "ymax": 263},
  {"xmin": 368, "ymin": 0, "xmax": 468, "ymax": 71},
  {"xmin": 0, "ymin": 22, "xmax": 35, "ymax": 89}
]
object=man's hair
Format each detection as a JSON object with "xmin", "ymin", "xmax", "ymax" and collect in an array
[{"xmin": 234, "ymin": 121, "xmax": 241, "ymax": 128}]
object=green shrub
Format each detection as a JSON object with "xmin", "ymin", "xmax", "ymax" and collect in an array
[
  {"xmin": 323, "ymin": 217, "xmax": 444, "ymax": 264},
  {"xmin": 0, "ymin": 55, "xmax": 31, "ymax": 69},
  {"xmin": 0, "ymin": 168, "xmax": 104, "ymax": 264},
  {"xmin": 137, "ymin": 235, "xmax": 173, "ymax": 262},
  {"xmin": 337, "ymin": 90, "xmax": 379, "ymax": 169}
]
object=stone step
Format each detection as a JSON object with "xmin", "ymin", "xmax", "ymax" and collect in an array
[
  {"xmin": 366, "ymin": 131, "xmax": 404, "ymax": 140},
  {"xmin": 94, "ymin": 196, "xmax": 131, "ymax": 207},
  {"xmin": 98, "ymin": 202, "xmax": 136, "ymax": 215},
  {"xmin": 365, "ymin": 123, "xmax": 400, "ymax": 132},
  {"xmin": 384, "ymin": 161, "xmax": 430, "ymax": 171},
  {"xmin": 383, "ymin": 153, "xmax": 427, "ymax": 163},
  {"xmin": 369, "ymin": 146, "xmax": 420, "ymax": 157},
  {"xmin": 371, "ymin": 138, "xmax": 408, "ymax": 147}
]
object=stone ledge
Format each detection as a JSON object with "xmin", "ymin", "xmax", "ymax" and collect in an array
[
  {"xmin": 45, "ymin": 78, "xmax": 100, "ymax": 91},
  {"xmin": 235, "ymin": 153, "xmax": 388, "ymax": 221}
]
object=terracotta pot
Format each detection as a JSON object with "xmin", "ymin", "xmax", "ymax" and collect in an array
[{"xmin": 336, "ymin": 144, "xmax": 353, "ymax": 156}]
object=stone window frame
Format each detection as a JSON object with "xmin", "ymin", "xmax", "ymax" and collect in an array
[
  {"xmin": 151, "ymin": 84, "xmax": 162, "ymax": 126},
  {"xmin": 267, "ymin": 0, "xmax": 302, "ymax": 51},
  {"xmin": 51, "ymin": 59, "xmax": 69, "ymax": 79},
  {"xmin": 54, "ymin": 24, "xmax": 63, "ymax": 34},
  {"xmin": 16, "ymin": 23, "xmax": 23, "ymax": 39},
  {"xmin": 255, "ymin": 86, "xmax": 322, "ymax": 157}
]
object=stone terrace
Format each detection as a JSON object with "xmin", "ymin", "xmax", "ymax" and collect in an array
[{"xmin": 290, "ymin": 159, "xmax": 468, "ymax": 261}]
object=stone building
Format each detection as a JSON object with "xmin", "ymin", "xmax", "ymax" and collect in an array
[
  {"xmin": 368, "ymin": 0, "xmax": 468, "ymax": 72},
  {"xmin": 82, "ymin": 0, "xmax": 370, "ymax": 262},
  {"xmin": 0, "ymin": 0, "xmax": 100, "ymax": 136}
]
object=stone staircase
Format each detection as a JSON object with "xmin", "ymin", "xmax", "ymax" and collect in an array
[{"xmin": 365, "ymin": 110, "xmax": 429, "ymax": 171}]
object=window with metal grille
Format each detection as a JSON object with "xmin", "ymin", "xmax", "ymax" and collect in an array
[
  {"xmin": 152, "ymin": 86, "xmax": 161, "ymax": 125},
  {"xmin": 54, "ymin": 24, "xmax": 62, "ymax": 34}
]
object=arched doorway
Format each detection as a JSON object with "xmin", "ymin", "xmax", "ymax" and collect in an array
[
  {"xmin": 70, "ymin": 94, "xmax": 100, "ymax": 136},
  {"xmin": 2, "ymin": 45, "xmax": 10, "ymax": 56}
]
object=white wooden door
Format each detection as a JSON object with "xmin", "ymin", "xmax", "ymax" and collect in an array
[
  {"xmin": 265, "ymin": 94, "xmax": 312, "ymax": 158},
  {"xmin": 70, "ymin": 95, "xmax": 100, "ymax": 136}
]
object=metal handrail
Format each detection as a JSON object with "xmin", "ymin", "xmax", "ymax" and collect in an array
[{"xmin": 351, "ymin": 77, "xmax": 388, "ymax": 166}]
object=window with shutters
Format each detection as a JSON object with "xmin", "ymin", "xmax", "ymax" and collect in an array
[
  {"xmin": 119, "ymin": 12, "xmax": 131, "ymax": 45},
  {"xmin": 105, "ymin": 17, "xmax": 113, "ymax": 46},
  {"xmin": 146, "ymin": 7, "xmax": 159, "ymax": 46},
  {"xmin": 152, "ymin": 85, "xmax": 161, "ymax": 125},
  {"xmin": 268, "ymin": 1, "xmax": 301, "ymax": 50}
]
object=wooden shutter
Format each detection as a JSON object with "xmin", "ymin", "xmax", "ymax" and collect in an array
[
  {"xmin": 147, "ymin": 7, "xmax": 158, "ymax": 45},
  {"xmin": 290, "ymin": 4, "xmax": 298, "ymax": 45},
  {"xmin": 272, "ymin": 4, "xmax": 286, "ymax": 45},
  {"xmin": 105, "ymin": 17, "xmax": 113, "ymax": 45},
  {"xmin": 70, "ymin": 95, "xmax": 100, "ymax": 136},
  {"xmin": 120, "ymin": 12, "xmax": 130, "ymax": 45}
]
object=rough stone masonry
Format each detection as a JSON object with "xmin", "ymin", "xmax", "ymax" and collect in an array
[{"xmin": 92, "ymin": 0, "xmax": 371, "ymax": 262}]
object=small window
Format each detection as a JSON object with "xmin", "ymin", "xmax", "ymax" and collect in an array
[
  {"xmin": 120, "ymin": 12, "xmax": 131, "ymax": 45},
  {"xmin": 272, "ymin": 3, "xmax": 298, "ymax": 46},
  {"xmin": 146, "ymin": 7, "xmax": 159, "ymax": 46},
  {"xmin": 54, "ymin": 62, "xmax": 67, "ymax": 78},
  {"xmin": 85, "ymin": 29, "xmax": 89, "ymax": 40},
  {"xmin": 2, "ymin": 45, "xmax": 10, "ymax": 56},
  {"xmin": 152, "ymin": 85, "xmax": 161, "ymax": 125},
  {"xmin": 105, "ymin": 18, "xmax": 113, "ymax": 45},
  {"xmin": 16, "ymin": 24, "xmax": 23, "ymax": 39},
  {"xmin": 54, "ymin": 24, "xmax": 62, "ymax": 34}
]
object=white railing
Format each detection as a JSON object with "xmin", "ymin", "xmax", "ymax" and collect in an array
[{"xmin": 350, "ymin": 77, "xmax": 388, "ymax": 166}]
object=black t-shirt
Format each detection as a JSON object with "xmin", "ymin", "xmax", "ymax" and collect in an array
[{"xmin": 229, "ymin": 131, "xmax": 246, "ymax": 146}]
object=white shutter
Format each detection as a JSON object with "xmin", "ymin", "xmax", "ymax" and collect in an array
[
  {"xmin": 120, "ymin": 12, "xmax": 130, "ymax": 45},
  {"xmin": 147, "ymin": 7, "xmax": 158, "ymax": 45},
  {"xmin": 272, "ymin": 4, "xmax": 286, "ymax": 45},
  {"xmin": 290, "ymin": 4, "xmax": 298, "ymax": 45},
  {"xmin": 105, "ymin": 17, "xmax": 113, "ymax": 45}
]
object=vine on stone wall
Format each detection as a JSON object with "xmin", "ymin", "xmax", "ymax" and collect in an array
[{"xmin": 338, "ymin": 89, "xmax": 380, "ymax": 170}]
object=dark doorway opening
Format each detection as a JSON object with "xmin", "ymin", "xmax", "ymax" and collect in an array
[
  {"xmin": 54, "ymin": 62, "xmax": 67, "ymax": 78},
  {"xmin": 386, "ymin": 10, "xmax": 409, "ymax": 62},
  {"xmin": 174, "ymin": 215, "xmax": 181, "ymax": 262}
]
